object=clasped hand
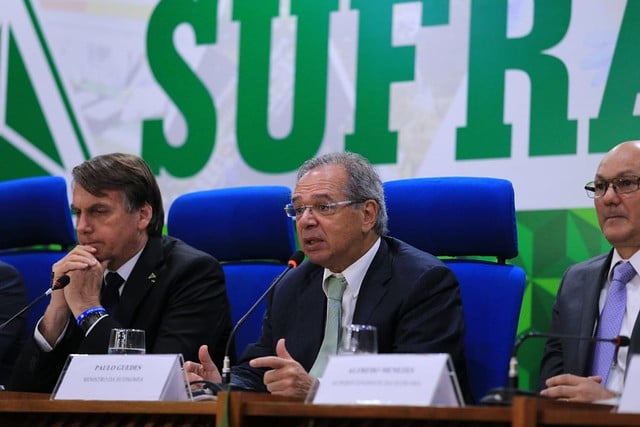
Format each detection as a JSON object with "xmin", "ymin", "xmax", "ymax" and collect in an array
[
  {"xmin": 51, "ymin": 245, "xmax": 104, "ymax": 316},
  {"xmin": 540, "ymin": 373, "xmax": 617, "ymax": 402},
  {"xmin": 184, "ymin": 338, "xmax": 317, "ymax": 399}
]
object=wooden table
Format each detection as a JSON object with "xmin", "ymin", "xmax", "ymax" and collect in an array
[
  {"xmin": 1, "ymin": 391, "xmax": 638, "ymax": 427},
  {"xmin": 218, "ymin": 392, "xmax": 512, "ymax": 427},
  {"xmin": 217, "ymin": 393, "xmax": 640, "ymax": 427},
  {"xmin": 511, "ymin": 396, "xmax": 640, "ymax": 427},
  {"xmin": 0, "ymin": 391, "xmax": 217, "ymax": 426}
]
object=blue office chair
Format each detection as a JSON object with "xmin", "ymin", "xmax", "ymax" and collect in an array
[
  {"xmin": 383, "ymin": 177, "xmax": 526, "ymax": 404},
  {"xmin": 167, "ymin": 186, "xmax": 297, "ymax": 358},
  {"xmin": 0, "ymin": 176, "xmax": 76, "ymax": 335}
]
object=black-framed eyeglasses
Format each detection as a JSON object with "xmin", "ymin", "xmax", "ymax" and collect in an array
[
  {"xmin": 584, "ymin": 176, "xmax": 640, "ymax": 199},
  {"xmin": 284, "ymin": 200, "xmax": 363, "ymax": 218}
]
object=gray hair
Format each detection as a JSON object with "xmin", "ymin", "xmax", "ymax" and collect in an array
[{"xmin": 297, "ymin": 152, "xmax": 388, "ymax": 235}]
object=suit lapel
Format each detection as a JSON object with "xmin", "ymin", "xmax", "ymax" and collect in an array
[
  {"xmin": 575, "ymin": 252, "xmax": 612, "ymax": 374},
  {"xmin": 352, "ymin": 239, "xmax": 391, "ymax": 324},
  {"xmin": 116, "ymin": 236, "xmax": 164, "ymax": 326},
  {"xmin": 291, "ymin": 266, "xmax": 325, "ymax": 367}
]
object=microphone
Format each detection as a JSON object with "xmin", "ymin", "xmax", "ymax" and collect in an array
[
  {"xmin": 508, "ymin": 331, "xmax": 630, "ymax": 389},
  {"xmin": 0, "ymin": 275, "xmax": 70, "ymax": 331},
  {"xmin": 480, "ymin": 330, "xmax": 630, "ymax": 405},
  {"xmin": 220, "ymin": 250, "xmax": 305, "ymax": 385}
]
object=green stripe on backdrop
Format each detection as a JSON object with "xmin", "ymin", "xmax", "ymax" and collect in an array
[{"xmin": 513, "ymin": 208, "xmax": 610, "ymax": 391}]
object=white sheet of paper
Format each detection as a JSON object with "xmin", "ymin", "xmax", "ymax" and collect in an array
[
  {"xmin": 52, "ymin": 354, "xmax": 190, "ymax": 401},
  {"xmin": 311, "ymin": 353, "xmax": 463, "ymax": 407}
]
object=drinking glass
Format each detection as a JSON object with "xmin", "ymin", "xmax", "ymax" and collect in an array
[
  {"xmin": 339, "ymin": 324, "xmax": 378, "ymax": 354},
  {"xmin": 108, "ymin": 328, "xmax": 146, "ymax": 354}
]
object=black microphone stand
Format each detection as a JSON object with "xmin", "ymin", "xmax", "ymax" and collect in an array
[
  {"xmin": 220, "ymin": 251, "xmax": 305, "ymax": 385},
  {"xmin": 0, "ymin": 275, "xmax": 70, "ymax": 331},
  {"xmin": 480, "ymin": 331, "xmax": 630, "ymax": 405},
  {"xmin": 190, "ymin": 252, "xmax": 305, "ymax": 398}
]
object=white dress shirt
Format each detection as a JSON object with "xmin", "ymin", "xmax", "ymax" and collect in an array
[{"xmin": 321, "ymin": 237, "xmax": 381, "ymax": 329}]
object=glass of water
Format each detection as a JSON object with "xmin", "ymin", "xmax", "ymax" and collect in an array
[
  {"xmin": 108, "ymin": 328, "xmax": 146, "ymax": 354},
  {"xmin": 339, "ymin": 324, "xmax": 378, "ymax": 354}
]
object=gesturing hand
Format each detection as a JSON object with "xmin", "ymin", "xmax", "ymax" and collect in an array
[
  {"xmin": 250, "ymin": 338, "xmax": 317, "ymax": 399},
  {"xmin": 184, "ymin": 345, "xmax": 222, "ymax": 385}
]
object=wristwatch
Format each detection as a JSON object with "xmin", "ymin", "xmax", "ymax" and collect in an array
[{"xmin": 79, "ymin": 310, "xmax": 109, "ymax": 335}]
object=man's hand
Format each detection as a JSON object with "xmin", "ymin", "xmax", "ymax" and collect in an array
[
  {"xmin": 540, "ymin": 373, "xmax": 617, "ymax": 402},
  {"xmin": 184, "ymin": 345, "xmax": 222, "ymax": 385},
  {"xmin": 250, "ymin": 338, "xmax": 317, "ymax": 399},
  {"xmin": 61, "ymin": 246, "xmax": 103, "ymax": 317},
  {"xmin": 40, "ymin": 245, "xmax": 101, "ymax": 345},
  {"xmin": 47, "ymin": 246, "xmax": 99, "ymax": 312}
]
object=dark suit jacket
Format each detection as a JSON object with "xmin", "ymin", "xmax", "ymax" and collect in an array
[
  {"xmin": 0, "ymin": 261, "xmax": 28, "ymax": 385},
  {"xmin": 9, "ymin": 236, "xmax": 233, "ymax": 392},
  {"xmin": 232, "ymin": 236, "xmax": 469, "ymax": 399},
  {"xmin": 538, "ymin": 250, "xmax": 640, "ymax": 390}
]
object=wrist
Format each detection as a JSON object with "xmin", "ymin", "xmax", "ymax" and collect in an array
[{"xmin": 76, "ymin": 306, "xmax": 108, "ymax": 334}]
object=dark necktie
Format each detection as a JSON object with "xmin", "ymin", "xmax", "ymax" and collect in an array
[
  {"xmin": 101, "ymin": 272, "xmax": 124, "ymax": 312},
  {"xmin": 591, "ymin": 261, "xmax": 636, "ymax": 383}
]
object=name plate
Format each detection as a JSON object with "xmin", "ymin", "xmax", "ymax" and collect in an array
[
  {"xmin": 52, "ymin": 354, "xmax": 191, "ymax": 401},
  {"xmin": 311, "ymin": 353, "xmax": 464, "ymax": 406},
  {"xmin": 619, "ymin": 354, "xmax": 640, "ymax": 413}
]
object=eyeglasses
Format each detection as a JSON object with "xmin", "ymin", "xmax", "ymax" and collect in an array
[
  {"xmin": 284, "ymin": 200, "xmax": 363, "ymax": 218},
  {"xmin": 584, "ymin": 176, "xmax": 640, "ymax": 199}
]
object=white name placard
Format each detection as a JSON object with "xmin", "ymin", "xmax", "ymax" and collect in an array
[
  {"xmin": 618, "ymin": 354, "xmax": 640, "ymax": 413},
  {"xmin": 52, "ymin": 354, "xmax": 191, "ymax": 401},
  {"xmin": 311, "ymin": 353, "xmax": 464, "ymax": 407}
]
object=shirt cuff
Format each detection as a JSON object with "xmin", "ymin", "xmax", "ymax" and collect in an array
[{"xmin": 33, "ymin": 316, "xmax": 69, "ymax": 352}]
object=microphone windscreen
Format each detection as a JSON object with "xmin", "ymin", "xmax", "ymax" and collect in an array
[
  {"xmin": 288, "ymin": 251, "xmax": 305, "ymax": 268},
  {"xmin": 618, "ymin": 335, "xmax": 631, "ymax": 347},
  {"xmin": 53, "ymin": 275, "xmax": 71, "ymax": 290}
]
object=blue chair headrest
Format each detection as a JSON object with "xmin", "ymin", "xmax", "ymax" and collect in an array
[
  {"xmin": 384, "ymin": 177, "xmax": 518, "ymax": 260},
  {"xmin": 168, "ymin": 186, "xmax": 297, "ymax": 262},
  {"xmin": 0, "ymin": 176, "xmax": 76, "ymax": 250}
]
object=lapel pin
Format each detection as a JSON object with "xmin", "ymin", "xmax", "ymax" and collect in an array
[{"xmin": 148, "ymin": 272, "xmax": 157, "ymax": 283}]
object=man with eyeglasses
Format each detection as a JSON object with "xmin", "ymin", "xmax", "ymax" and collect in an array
[
  {"xmin": 185, "ymin": 151, "xmax": 469, "ymax": 401},
  {"xmin": 539, "ymin": 140, "xmax": 640, "ymax": 402}
]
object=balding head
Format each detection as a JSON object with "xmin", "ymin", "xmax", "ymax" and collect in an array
[{"xmin": 593, "ymin": 141, "xmax": 640, "ymax": 258}]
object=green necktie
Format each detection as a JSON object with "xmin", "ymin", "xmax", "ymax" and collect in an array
[{"xmin": 309, "ymin": 274, "xmax": 347, "ymax": 377}]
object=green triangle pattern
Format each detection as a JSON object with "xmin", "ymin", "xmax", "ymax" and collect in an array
[
  {"xmin": 0, "ymin": 134, "xmax": 48, "ymax": 178},
  {"xmin": 513, "ymin": 208, "xmax": 608, "ymax": 391},
  {"xmin": 3, "ymin": 28, "xmax": 62, "ymax": 170}
]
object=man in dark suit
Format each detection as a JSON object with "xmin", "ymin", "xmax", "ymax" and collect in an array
[
  {"xmin": 9, "ymin": 153, "xmax": 232, "ymax": 392},
  {"xmin": 185, "ymin": 152, "xmax": 468, "ymax": 400},
  {"xmin": 0, "ymin": 261, "xmax": 28, "ymax": 385},
  {"xmin": 539, "ymin": 141, "xmax": 640, "ymax": 402}
]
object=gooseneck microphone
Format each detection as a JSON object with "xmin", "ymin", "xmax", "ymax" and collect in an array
[
  {"xmin": 221, "ymin": 250, "xmax": 305, "ymax": 384},
  {"xmin": 0, "ymin": 275, "xmax": 70, "ymax": 331},
  {"xmin": 480, "ymin": 330, "xmax": 630, "ymax": 405},
  {"xmin": 508, "ymin": 331, "xmax": 630, "ymax": 389}
]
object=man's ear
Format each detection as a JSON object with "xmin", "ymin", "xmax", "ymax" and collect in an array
[
  {"xmin": 138, "ymin": 203, "xmax": 152, "ymax": 230},
  {"xmin": 360, "ymin": 200, "xmax": 379, "ymax": 233}
]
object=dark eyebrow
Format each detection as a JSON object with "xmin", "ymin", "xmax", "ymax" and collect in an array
[{"xmin": 70, "ymin": 202, "xmax": 111, "ymax": 212}]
